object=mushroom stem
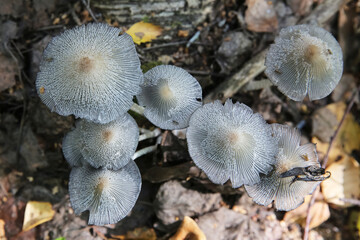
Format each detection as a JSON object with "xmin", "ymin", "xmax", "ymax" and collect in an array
[
  {"xmin": 132, "ymin": 145, "xmax": 158, "ymax": 160},
  {"xmin": 139, "ymin": 128, "xmax": 161, "ymax": 141},
  {"xmin": 130, "ymin": 103, "xmax": 145, "ymax": 116}
]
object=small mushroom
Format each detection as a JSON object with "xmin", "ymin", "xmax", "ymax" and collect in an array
[
  {"xmin": 245, "ymin": 124, "xmax": 327, "ymax": 211},
  {"xmin": 36, "ymin": 23, "xmax": 143, "ymax": 123},
  {"xmin": 137, "ymin": 65, "xmax": 202, "ymax": 130},
  {"xmin": 62, "ymin": 113, "xmax": 139, "ymax": 170},
  {"xmin": 69, "ymin": 160, "xmax": 142, "ymax": 225},
  {"xmin": 265, "ymin": 24, "xmax": 343, "ymax": 101},
  {"xmin": 186, "ymin": 99, "xmax": 278, "ymax": 188}
]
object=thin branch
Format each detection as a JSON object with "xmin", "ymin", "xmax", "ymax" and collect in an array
[
  {"xmin": 303, "ymin": 86, "xmax": 359, "ymax": 240},
  {"xmin": 81, "ymin": 0, "xmax": 98, "ymax": 22}
]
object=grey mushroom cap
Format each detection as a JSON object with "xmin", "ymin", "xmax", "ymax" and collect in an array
[
  {"xmin": 137, "ymin": 65, "xmax": 202, "ymax": 130},
  {"xmin": 69, "ymin": 160, "xmax": 142, "ymax": 226},
  {"xmin": 186, "ymin": 99, "xmax": 278, "ymax": 188},
  {"xmin": 36, "ymin": 23, "xmax": 143, "ymax": 123},
  {"xmin": 265, "ymin": 24, "xmax": 343, "ymax": 101},
  {"xmin": 245, "ymin": 124, "xmax": 321, "ymax": 211},
  {"xmin": 62, "ymin": 124, "xmax": 83, "ymax": 167},
  {"xmin": 62, "ymin": 113, "xmax": 139, "ymax": 170}
]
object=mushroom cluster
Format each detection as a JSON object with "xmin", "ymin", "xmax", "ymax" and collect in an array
[
  {"xmin": 35, "ymin": 22, "xmax": 337, "ymax": 226},
  {"xmin": 36, "ymin": 23, "xmax": 143, "ymax": 225},
  {"xmin": 186, "ymin": 100, "xmax": 330, "ymax": 209}
]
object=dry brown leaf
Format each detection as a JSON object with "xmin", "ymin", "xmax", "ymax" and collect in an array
[
  {"xmin": 283, "ymin": 193, "xmax": 330, "ymax": 229},
  {"xmin": 245, "ymin": 0, "xmax": 278, "ymax": 32},
  {"xmin": 169, "ymin": 216, "xmax": 206, "ymax": 240},
  {"xmin": 22, "ymin": 201, "xmax": 55, "ymax": 232},
  {"xmin": 286, "ymin": 0, "xmax": 314, "ymax": 16},
  {"xmin": 312, "ymin": 102, "xmax": 360, "ymax": 166},
  {"xmin": 126, "ymin": 21, "xmax": 163, "ymax": 45},
  {"xmin": 111, "ymin": 227, "xmax": 156, "ymax": 240},
  {"xmin": 0, "ymin": 219, "xmax": 6, "ymax": 240},
  {"xmin": 0, "ymin": 53, "xmax": 17, "ymax": 92},
  {"xmin": 321, "ymin": 155, "xmax": 360, "ymax": 207}
]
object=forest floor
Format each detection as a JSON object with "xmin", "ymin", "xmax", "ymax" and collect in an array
[{"xmin": 0, "ymin": 0, "xmax": 359, "ymax": 239}]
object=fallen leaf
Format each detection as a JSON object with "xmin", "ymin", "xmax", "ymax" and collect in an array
[
  {"xmin": 22, "ymin": 201, "xmax": 55, "ymax": 232},
  {"xmin": 321, "ymin": 155, "xmax": 360, "ymax": 207},
  {"xmin": 110, "ymin": 227, "xmax": 156, "ymax": 240},
  {"xmin": 283, "ymin": 193, "xmax": 330, "ymax": 229},
  {"xmin": 178, "ymin": 30, "xmax": 189, "ymax": 38},
  {"xmin": 169, "ymin": 216, "xmax": 206, "ymax": 240},
  {"xmin": 0, "ymin": 219, "xmax": 6, "ymax": 240},
  {"xmin": 245, "ymin": 0, "xmax": 278, "ymax": 32},
  {"xmin": 312, "ymin": 102, "xmax": 360, "ymax": 166},
  {"xmin": 286, "ymin": 0, "xmax": 314, "ymax": 16},
  {"xmin": 126, "ymin": 21, "xmax": 162, "ymax": 45},
  {"xmin": 0, "ymin": 53, "xmax": 17, "ymax": 92}
]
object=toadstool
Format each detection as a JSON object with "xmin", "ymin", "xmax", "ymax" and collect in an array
[
  {"xmin": 186, "ymin": 99, "xmax": 278, "ymax": 188},
  {"xmin": 69, "ymin": 160, "xmax": 142, "ymax": 225},
  {"xmin": 62, "ymin": 113, "xmax": 139, "ymax": 170},
  {"xmin": 265, "ymin": 24, "xmax": 343, "ymax": 101},
  {"xmin": 137, "ymin": 65, "xmax": 202, "ymax": 130},
  {"xmin": 36, "ymin": 23, "xmax": 143, "ymax": 123},
  {"xmin": 245, "ymin": 124, "xmax": 329, "ymax": 211}
]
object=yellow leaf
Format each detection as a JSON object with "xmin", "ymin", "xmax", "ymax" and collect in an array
[
  {"xmin": 22, "ymin": 201, "xmax": 55, "ymax": 232},
  {"xmin": 312, "ymin": 102, "xmax": 360, "ymax": 166},
  {"xmin": 0, "ymin": 219, "xmax": 6, "ymax": 240},
  {"xmin": 126, "ymin": 22, "xmax": 162, "ymax": 45},
  {"xmin": 321, "ymin": 155, "xmax": 360, "ymax": 207},
  {"xmin": 169, "ymin": 216, "xmax": 206, "ymax": 240},
  {"xmin": 283, "ymin": 193, "xmax": 330, "ymax": 229}
]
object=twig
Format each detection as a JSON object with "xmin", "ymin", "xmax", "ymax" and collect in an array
[
  {"xmin": 303, "ymin": 86, "xmax": 359, "ymax": 240},
  {"xmin": 339, "ymin": 198, "xmax": 360, "ymax": 206},
  {"xmin": 204, "ymin": 0, "xmax": 349, "ymax": 103},
  {"xmin": 81, "ymin": 0, "xmax": 98, "ymax": 22}
]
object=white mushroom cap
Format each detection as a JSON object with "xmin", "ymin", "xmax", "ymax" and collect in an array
[
  {"xmin": 69, "ymin": 160, "xmax": 142, "ymax": 225},
  {"xmin": 62, "ymin": 124, "xmax": 83, "ymax": 167},
  {"xmin": 137, "ymin": 65, "xmax": 202, "ymax": 130},
  {"xmin": 186, "ymin": 99, "xmax": 278, "ymax": 188},
  {"xmin": 62, "ymin": 113, "xmax": 139, "ymax": 170},
  {"xmin": 36, "ymin": 23, "xmax": 143, "ymax": 123},
  {"xmin": 245, "ymin": 124, "xmax": 321, "ymax": 211},
  {"xmin": 265, "ymin": 25, "xmax": 343, "ymax": 101}
]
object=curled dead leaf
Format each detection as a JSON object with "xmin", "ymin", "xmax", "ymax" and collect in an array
[
  {"xmin": 321, "ymin": 155, "xmax": 360, "ymax": 207},
  {"xmin": 283, "ymin": 193, "xmax": 330, "ymax": 229},
  {"xmin": 170, "ymin": 216, "xmax": 206, "ymax": 240},
  {"xmin": 126, "ymin": 21, "xmax": 163, "ymax": 45},
  {"xmin": 22, "ymin": 201, "xmax": 55, "ymax": 232},
  {"xmin": 245, "ymin": 0, "xmax": 278, "ymax": 32}
]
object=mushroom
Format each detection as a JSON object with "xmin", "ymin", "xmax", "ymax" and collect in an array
[
  {"xmin": 245, "ymin": 124, "xmax": 329, "ymax": 211},
  {"xmin": 265, "ymin": 24, "xmax": 343, "ymax": 101},
  {"xmin": 62, "ymin": 113, "xmax": 139, "ymax": 170},
  {"xmin": 186, "ymin": 99, "xmax": 278, "ymax": 188},
  {"xmin": 36, "ymin": 23, "xmax": 143, "ymax": 124},
  {"xmin": 69, "ymin": 159, "xmax": 142, "ymax": 225},
  {"xmin": 137, "ymin": 65, "xmax": 202, "ymax": 130}
]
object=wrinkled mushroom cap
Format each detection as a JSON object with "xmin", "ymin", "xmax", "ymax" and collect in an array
[
  {"xmin": 245, "ymin": 124, "xmax": 321, "ymax": 211},
  {"xmin": 36, "ymin": 23, "xmax": 143, "ymax": 123},
  {"xmin": 69, "ymin": 160, "xmax": 142, "ymax": 225},
  {"xmin": 137, "ymin": 65, "xmax": 202, "ymax": 130},
  {"xmin": 186, "ymin": 99, "xmax": 278, "ymax": 188},
  {"xmin": 265, "ymin": 24, "xmax": 343, "ymax": 101},
  {"xmin": 62, "ymin": 113, "xmax": 139, "ymax": 170}
]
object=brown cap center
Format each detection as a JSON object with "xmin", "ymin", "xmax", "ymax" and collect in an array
[{"xmin": 78, "ymin": 57, "xmax": 93, "ymax": 73}]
